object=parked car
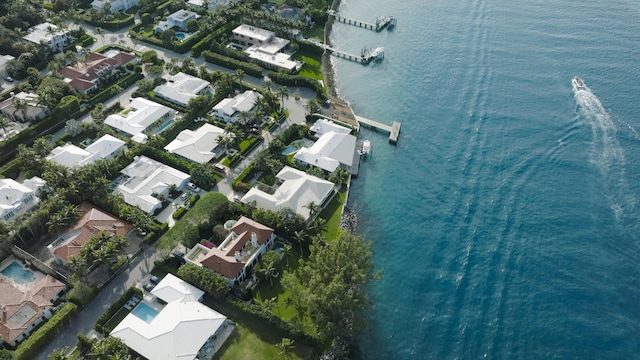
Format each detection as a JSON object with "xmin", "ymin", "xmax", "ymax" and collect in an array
[
  {"xmin": 187, "ymin": 182, "xmax": 200, "ymax": 192},
  {"xmin": 234, "ymin": 195, "xmax": 243, "ymax": 204},
  {"xmin": 149, "ymin": 275, "xmax": 160, "ymax": 285},
  {"xmin": 213, "ymin": 163, "xmax": 226, "ymax": 174},
  {"xmin": 143, "ymin": 283, "xmax": 155, "ymax": 292},
  {"xmin": 4, "ymin": 76, "xmax": 13, "ymax": 82}
]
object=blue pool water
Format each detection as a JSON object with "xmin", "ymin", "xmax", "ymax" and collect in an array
[
  {"xmin": 131, "ymin": 302, "xmax": 159, "ymax": 324},
  {"xmin": 281, "ymin": 145, "xmax": 298, "ymax": 156},
  {"xmin": 1, "ymin": 262, "xmax": 35, "ymax": 284},
  {"xmin": 155, "ymin": 120, "xmax": 174, "ymax": 134},
  {"xmin": 176, "ymin": 32, "xmax": 186, "ymax": 40}
]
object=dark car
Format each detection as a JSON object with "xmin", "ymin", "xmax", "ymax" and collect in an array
[
  {"xmin": 149, "ymin": 275, "xmax": 160, "ymax": 285},
  {"xmin": 143, "ymin": 283, "xmax": 156, "ymax": 292}
]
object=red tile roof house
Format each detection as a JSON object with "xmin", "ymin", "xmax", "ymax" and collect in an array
[
  {"xmin": 184, "ymin": 216, "xmax": 277, "ymax": 286},
  {"xmin": 58, "ymin": 51, "xmax": 137, "ymax": 94},
  {"xmin": 46, "ymin": 202, "xmax": 134, "ymax": 265},
  {"xmin": 0, "ymin": 260, "xmax": 66, "ymax": 347}
]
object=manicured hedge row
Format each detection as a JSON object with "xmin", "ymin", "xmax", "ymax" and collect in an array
[
  {"xmin": 94, "ymin": 287, "xmax": 143, "ymax": 334},
  {"xmin": 13, "ymin": 303, "xmax": 79, "ymax": 360},
  {"xmin": 295, "ymin": 39, "xmax": 325, "ymax": 56},
  {"xmin": 232, "ymin": 164, "xmax": 255, "ymax": 192},
  {"xmin": 267, "ymin": 71, "xmax": 326, "ymax": 99},
  {"xmin": 172, "ymin": 207, "xmax": 187, "ymax": 219},
  {"xmin": 139, "ymin": 146, "xmax": 192, "ymax": 174},
  {"xmin": 89, "ymin": 72, "xmax": 144, "ymax": 106},
  {"xmin": 202, "ymin": 51, "xmax": 264, "ymax": 77}
]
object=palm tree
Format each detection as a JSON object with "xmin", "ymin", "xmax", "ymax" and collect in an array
[
  {"xmin": 276, "ymin": 86, "xmax": 289, "ymax": 111},
  {"xmin": 303, "ymin": 201, "xmax": 321, "ymax": 220},
  {"xmin": 259, "ymin": 261, "xmax": 279, "ymax": 286},
  {"xmin": 263, "ymin": 78, "xmax": 274, "ymax": 92},
  {"xmin": 261, "ymin": 296, "xmax": 279, "ymax": 314},
  {"xmin": 292, "ymin": 229, "xmax": 307, "ymax": 255},
  {"xmin": 281, "ymin": 244, "xmax": 292, "ymax": 266},
  {"xmin": 277, "ymin": 338, "xmax": 295, "ymax": 360},
  {"xmin": 95, "ymin": 27, "xmax": 105, "ymax": 46},
  {"xmin": 237, "ymin": 111, "xmax": 252, "ymax": 127},
  {"xmin": 48, "ymin": 346, "xmax": 70, "ymax": 360},
  {"xmin": 235, "ymin": 69, "xmax": 246, "ymax": 87},
  {"xmin": 12, "ymin": 99, "xmax": 29, "ymax": 122},
  {"xmin": 0, "ymin": 116, "xmax": 14, "ymax": 136}
]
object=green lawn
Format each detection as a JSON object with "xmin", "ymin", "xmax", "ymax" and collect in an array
[
  {"xmin": 319, "ymin": 187, "xmax": 347, "ymax": 241},
  {"xmin": 293, "ymin": 52, "xmax": 323, "ymax": 80},
  {"xmin": 213, "ymin": 323, "xmax": 308, "ymax": 360}
]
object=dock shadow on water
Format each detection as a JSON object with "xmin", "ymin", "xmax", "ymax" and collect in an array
[{"xmin": 573, "ymin": 81, "xmax": 635, "ymax": 222}]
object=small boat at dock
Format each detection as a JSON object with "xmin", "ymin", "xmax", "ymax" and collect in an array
[{"xmin": 359, "ymin": 139, "xmax": 371, "ymax": 156}]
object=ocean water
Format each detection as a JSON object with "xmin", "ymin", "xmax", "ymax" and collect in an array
[{"xmin": 330, "ymin": 0, "xmax": 640, "ymax": 359}]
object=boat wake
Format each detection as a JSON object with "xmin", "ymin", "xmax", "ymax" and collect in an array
[{"xmin": 573, "ymin": 78, "xmax": 635, "ymax": 221}]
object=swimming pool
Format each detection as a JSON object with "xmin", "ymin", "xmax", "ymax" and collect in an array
[
  {"xmin": 155, "ymin": 120, "xmax": 174, "ymax": 134},
  {"xmin": 1, "ymin": 262, "xmax": 35, "ymax": 285},
  {"xmin": 132, "ymin": 302, "xmax": 159, "ymax": 324}
]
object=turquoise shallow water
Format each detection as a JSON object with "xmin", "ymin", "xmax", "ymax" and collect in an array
[{"xmin": 331, "ymin": 1, "xmax": 640, "ymax": 358}]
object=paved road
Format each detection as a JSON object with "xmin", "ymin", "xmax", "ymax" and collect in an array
[
  {"xmin": 33, "ymin": 22, "xmax": 318, "ymax": 359},
  {"xmin": 34, "ymin": 245, "xmax": 163, "ymax": 360}
]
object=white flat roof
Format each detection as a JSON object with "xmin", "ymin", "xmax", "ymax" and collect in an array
[
  {"xmin": 294, "ymin": 131, "xmax": 357, "ymax": 172},
  {"xmin": 23, "ymin": 22, "xmax": 67, "ymax": 44},
  {"xmin": 155, "ymin": 72, "xmax": 210, "ymax": 107},
  {"xmin": 111, "ymin": 274, "xmax": 226, "ymax": 360},
  {"xmin": 232, "ymin": 24, "xmax": 274, "ymax": 43},
  {"xmin": 105, "ymin": 98, "xmax": 172, "ymax": 137},
  {"xmin": 310, "ymin": 119, "xmax": 353, "ymax": 137},
  {"xmin": 213, "ymin": 90, "xmax": 259, "ymax": 117},
  {"xmin": 116, "ymin": 156, "xmax": 190, "ymax": 213},
  {"xmin": 245, "ymin": 46, "xmax": 299, "ymax": 71},
  {"xmin": 241, "ymin": 166, "xmax": 334, "ymax": 219},
  {"xmin": 47, "ymin": 134, "xmax": 125, "ymax": 168},
  {"xmin": 164, "ymin": 123, "xmax": 225, "ymax": 163}
]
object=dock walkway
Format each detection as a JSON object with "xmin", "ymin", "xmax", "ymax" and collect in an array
[{"xmin": 355, "ymin": 115, "xmax": 402, "ymax": 144}]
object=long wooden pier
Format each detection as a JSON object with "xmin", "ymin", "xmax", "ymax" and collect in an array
[
  {"xmin": 355, "ymin": 115, "xmax": 402, "ymax": 144},
  {"xmin": 328, "ymin": 10, "xmax": 397, "ymax": 32}
]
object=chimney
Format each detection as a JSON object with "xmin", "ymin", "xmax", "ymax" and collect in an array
[
  {"xmin": 235, "ymin": 251, "xmax": 241, "ymax": 262},
  {"xmin": 251, "ymin": 232, "xmax": 258, "ymax": 246},
  {"xmin": 2, "ymin": 306, "xmax": 7, "ymax": 323}
]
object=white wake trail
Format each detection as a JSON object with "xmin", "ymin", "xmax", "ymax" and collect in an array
[{"xmin": 573, "ymin": 81, "xmax": 634, "ymax": 221}]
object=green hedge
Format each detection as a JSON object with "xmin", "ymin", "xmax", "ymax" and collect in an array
[
  {"xmin": 295, "ymin": 39, "xmax": 324, "ymax": 56},
  {"xmin": 89, "ymin": 72, "xmax": 145, "ymax": 106},
  {"xmin": 187, "ymin": 193, "xmax": 200, "ymax": 207},
  {"xmin": 172, "ymin": 206, "xmax": 187, "ymax": 219},
  {"xmin": 139, "ymin": 146, "xmax": 192, "ymax": 174},
  {"xmin": 232, "ymin": 164, "xmax": 255, "ymax": 192},
  {"xmin": 13, "ymin": 303, "xmax": 79, "ymax": 360},
  {"xmin": 267, "ymin": 71, "xmax": 326, "ymax": 99},
  {"xmin": 202, "ymin": 51, "xmax": 263, "ymax": 77},
  {"xmin": 94, "ymin": 287, "xmax": 143, "ymax": 334}
]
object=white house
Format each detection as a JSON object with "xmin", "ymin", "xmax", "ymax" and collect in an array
[
  {"xmin": 164, "ymin": 123, "xmax": 225, "ymax": 163},
  {"xmin": 22, "ymin": 22, "xmax": 70, "ymax": 53},
  {"xmin": 309, "ymin": 118, "xmax": 353, "ymax": 137},
  {"xmin": 0, "ymin": 177, "xmax": 44, "ymax": 223},
  {"xmin": 0, "ymin": 92, "xmax": 50, "ymax": 123},
  {"xmin": 111, "ymin": 274, "xmax": 231, "ymax": 360},
  {"xmin": 294, "ymin": 131, "xmax": 357, "ymax": 173},
  {"xmin": 241, "ymin": 166, "xmax": 334, "ymax": 220},
  {"xmin": 156, "ymin": 9, "xmax": 200, "ymax": 32},
  {"xmin": 46, "ymin": 134, "xmax": 125, "ymax": 168},
  {"xmin": 115, "ymin": 156, "xmax": 190, "ymax": 214},
  {"xmin": 185, "ymin": 216, "xmax": 276, "ymax": 285},
  {"xmin": 105, "ymin": 97, "xmax": 174, "ymax": 139},
  {"xmin": 211, "ymin": 90, "xmax": 259, "ymax": 124},
  {"xmin": 91, "ymin": 0, "xmax": 138, "ymax": 13},
  {"xmin": 154, "ymin": 72, "xmax": 210, "ymax": 107},
  {"xmin": 230, "ymin": 24, "xmax": 302, "ymax": 73}
]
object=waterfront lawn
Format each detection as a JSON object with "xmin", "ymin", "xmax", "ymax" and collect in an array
[
  {"xmin": 213, "ymin": 323, "xmax": 310, "ymax": 360},
  {"xmin": 293, "ymin": 52, "xmax": 323, "ymax": 80},
  {"xmin": 319, "ymin": 187, "xmax": 347, "ymax": 241},
  {"xmin": 302, "ymin": 27, "xmax": 325, "ymax": 41}
]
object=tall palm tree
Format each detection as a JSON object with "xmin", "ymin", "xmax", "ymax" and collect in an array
[
  {"xmin": 235, "ymin": 69, "xmax": 246, "ymax": 87},
  {"xmin": 276, "ymin": 86, "xmax": 289, "ymax": 111},
  {"xmin": 281, "ymin": 243, "xmax": 292, "ymax": 266},
  {"xmin": 12, "ymin": 99, "xmax": 29, "ymax": 122},
  {"xmin": 237, "ymin": 111, "xmax": 252, "ymax": 127},
  {"xmin": 303, "ymin": 201, "xmax": 321, "ymax": 219},
  {"xmin": 48, "ymin": 346, "xmax": 70, "ymax": 360},
  {"xmin": 263, "ymin": 78, "xmax": 274, "ymax": 92},
  {"xmin": 277, "ymin": 338, "xmax": 295, "ymax": 360},
  {"xmin": 0, "ymin": 116, "xmax": 14, "ymax": 136}
]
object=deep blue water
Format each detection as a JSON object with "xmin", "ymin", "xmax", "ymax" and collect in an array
[
  {"xmin": 330, "ymin": 1, "xmax": 640, "ymax": 359},
  {"xmin": 1, "ymin": 262, "xmax": 35, "ymax": 284}
]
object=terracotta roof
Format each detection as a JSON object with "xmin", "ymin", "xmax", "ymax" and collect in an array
[
  {"xmin": 112, "ymin": 51, "xmax": 136, "ymax": 65},
  {"xmin": 52, "ymin": 202, "xmax": 133, "ymax": 262},
  {"xmin": 198, "ymin": 216, "xmax": 274, "ymax": 279},
  {"xmin": 68, "ymin": 78, "xmax": 97, "ymax": 92},
  {"xmin": 0, "ymin": 274, "xmax": 65, "ymax": 344}
]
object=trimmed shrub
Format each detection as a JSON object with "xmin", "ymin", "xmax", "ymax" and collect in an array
[
  {"xmin": 202, "ymin": 51, "xmax": 263, "ymax": 77},
  {"xmin": 172, "ymin": 206, "xmax": 187, "ymax": 219},
  {"xmin": 13, "ymin": 303, "xmax": 79, "ymax": 360},
  {"xmin": 94, "ymin": 287, "xmax": 143, "ymax": 334}
]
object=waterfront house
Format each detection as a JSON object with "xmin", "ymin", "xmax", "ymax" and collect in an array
[
  {"xmin": 230, "ymin": 24, "xmax": 302, "ymax": 73},
  {"xmin": 154, "ymin": 72, "xmax": 210, "ymax": 107},
  {"xmin": 111, "ymin": 274, "xmax": 231, "ymax": 360},
  {"xmin": 47, "ymin": 202, "xmax": 133, "ymax": 264},
  {"xmin": 105, "ymin": 97, "xmax": 174, "ymax": 140},
  {"xmin": 294, "ymin": 131, "xmax": 357, "ymax": 173},
  {"xmin": 309, "ymin": 118, "xmax": 353, "ymax": 137},
  {"xmin": 22, "ymin": 22, "xmax": 70, "ymax": 53},
  {"xmin": 184, "ymin": 216, "xmax": 276, "ymax": 286},
  {"xmin": 210, "ymin": 90, "xmax": 259, "ymax": 124},
  {"xmin": 0, "ymin": 177, "xmax": 44, "ymax": 223},
  {"xmin": 0, "ymin": 92, "xmax": 50, "ymax": 123},
  {"xmin": 115, "ymin": 156, "xmax": 190, "ymax": 214},
  {"xmin": 241, "ymin": 166, "xmax": 335, "ymax": 220},
  {"xmin": 164, "ymin": 123, "xmax": 225, "ymax": 163},
  {"xmin": 46, "ymin": 134, "xmax": 126, "ymax": 168}
]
